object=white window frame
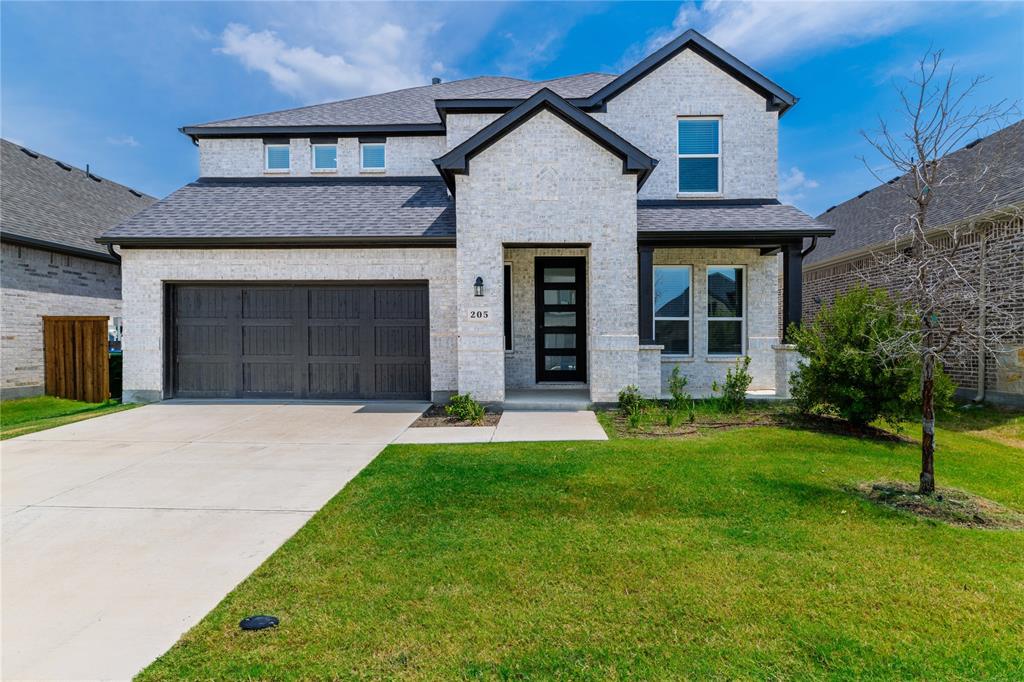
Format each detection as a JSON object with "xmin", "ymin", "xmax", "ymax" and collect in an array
[
  {"xmin": 311, "ymin": 143, "xmax": 338, "ymax": 172},
  {"xmin": 706, "ymin": 264, "xmax": 746, "ymax": 356},
  {"xmin": 264, "ymin": 144, "xmax": 290, "ymax": 173},
  {"xmin": 653, "ymin": 264, "xmax": 693, "ymax": 358},
  {"xmin": 676, "ymin": 116, "xmax": 722, "ymax": 197},
  {"xmin": 360, "ymin": 142, "xmax": 386, "ymax": 172},
  {"xmin": 504, "ymin": 261, "xmax": 514, "ymax": 353}
]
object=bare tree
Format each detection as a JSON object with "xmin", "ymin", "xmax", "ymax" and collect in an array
[{"xmin": 860, "ymin": 49, "xmax": 1021, "ymax": 495}]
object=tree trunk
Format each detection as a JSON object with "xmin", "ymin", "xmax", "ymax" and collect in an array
[{"xmin": 919, "ymin": 353, "xmax": 936, "ymax": 495}]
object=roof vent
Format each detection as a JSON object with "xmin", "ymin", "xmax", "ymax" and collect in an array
[
  {"xmin": 19, "ymin": 147, "xmax": 39, "ymax": 159},
  {"xmin": 431, "ymin": 77, "xmax": 442, "ymax": 85},
  {"xmin": 856, "ymin": 190, "xmax": 870, "ymax": 199},
  {"xmin": 55, "ymin": 161, "xmax": 72, "ymax": 171},
  {"xmin": 824, "ymin": 205, "xmax": 836, "ymax": 213},
  {"xmin": 86, "ymin": 164, "xmax": 102, "ymax": 182},
  {"xmin": 129, "ymin": 189, "xmax": 143, "ymax": 198},
  {"xmin": 965, "ymin": 137, "xmax": 983, "ymax": 149},
  {"xmin": 887, "ymin": 176, "xmax": 900, "ymax": 184}
]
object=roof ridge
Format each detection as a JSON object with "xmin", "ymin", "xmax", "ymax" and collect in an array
[
  {"xmin": 459, "ymin": 72, "xmax": 618, "ymax": 99},
  {"xmin": 188, "ymin": 75, "xmax": 530, "ymax": 128}
]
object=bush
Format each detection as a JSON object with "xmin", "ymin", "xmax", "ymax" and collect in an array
[
  {"xmin": 618, "ymin": 385, "xmax": 643, "ymax": 416},
  {"xmin": 445, "ymin": 393, "xmax": 486, "ymax": 425},
  {"xmin": 789, "ymin": 286, "xmax": 954, "ymax": 427},
  {"xmin": 667, "ymin": 366, "xmax": 691, "ymax": 412},
  {"xmin": 712, "ymin": 356, "xmax": 752, "ymax": 412}
]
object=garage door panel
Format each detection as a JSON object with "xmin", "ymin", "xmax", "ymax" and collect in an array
[{"xmin": 172, "ymin": 284, "xmax": 428, "ymax": 400}]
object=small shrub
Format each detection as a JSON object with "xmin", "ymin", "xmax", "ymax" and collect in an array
[
  {"xmin": 667, "ymin": 366, "xmax": 690, "ymax": 412},
  {"xmin": 618, "ymin": 385, "xmax": 644, "ymax": 416},
  {"xmin": 445, "ymin": 393, "xmax": 485, "ymax": 425},
  {"xmin": 712, "ymin": 356, "xmax": 752, "ymax": 412}
]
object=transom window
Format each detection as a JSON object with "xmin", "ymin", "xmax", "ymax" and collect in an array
[
  {"xmin": 265, "ymin": 144, "xmax": 290, "ymax": 172},
  {"xmin": 360, "ymin": 142, "xmax": 386, "ymax": 171},
  {"xmin": 677, "ymin": 117, "xmax": 721, "ymax": 194},
  {"xmin": 312, "ymin": 144, "xmax": 337, "ymax": 171},
  {"xmin": 654, "ymin": 265, "xmax": 691, "ymax": 355},
  {"xmin": 707, "ymin": 266, "xmax": 744, "ymax": 355}
]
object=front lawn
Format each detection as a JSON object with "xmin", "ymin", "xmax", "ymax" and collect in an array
[
  {"xmin": 140, "ymin": 416, "xmax": 1023, "ymax": 680},
  {"xmin": 0, "ymin": 395, "xmax": 136, "ymax": 439}
]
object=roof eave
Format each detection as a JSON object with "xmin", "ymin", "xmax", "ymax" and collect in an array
[
  {"xmin": 2, "ymin": 231, "xmax": 120, "ymax": 263},
  {"xmin": 180, "ymin": 123, "xmax": 447, "ymax": 140},
  {"xmin": 97, "ymin": 235, "xmax": 457, "ymax": 248}
]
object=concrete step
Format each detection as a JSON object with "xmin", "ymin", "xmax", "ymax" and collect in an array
[{"xmin": 502, "ymin": 389, "xmax": 592, "ymax": 411}]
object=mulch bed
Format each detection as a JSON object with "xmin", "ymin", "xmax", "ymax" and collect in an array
[
  {"xmin": 853, "ymin": 481, "xmax": 1024, "ymax": 530},
  {"xmin": 411, "ymin": 404, "xmax": 502, "ymax": 428}
]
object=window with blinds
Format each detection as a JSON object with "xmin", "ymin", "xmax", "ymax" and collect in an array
[
  {"xmin": 265, "ymin": 145, "xmax": 290, "ymax": 172},
  {"xmin": 707, "ymin": 266, "xmax": 744, "ymax": 355},
  {"xmin": 360, "ymin": 142, "xmax": 386, "ymax": 171},
  {"xmin": 678, "ymin": 118, "xmax": 720, "ymax": 194},
  {"xmin": 312, "ymin": 144, "xmax": 337, "ymax": 171}
]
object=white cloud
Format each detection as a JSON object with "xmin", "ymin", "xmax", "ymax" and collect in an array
[
  {"xmin": 629, "ymin": 1, "xmax": 928, "ymax": 66},
  {"xmin": 105, "ymin": 135, "xmax": 140, "ymax": 147},
  {"xmin": 779, "ymin": 166, "xmax": 820, "ymax": 204}
]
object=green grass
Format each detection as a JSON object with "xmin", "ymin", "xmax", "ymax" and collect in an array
[
  {"xmin": 0, "ymin": 395, "xmax": 137, "ymax": 439},
  {"xmin": 139, "ymin": 418, "xmax": 1024, "ymax": 681}
]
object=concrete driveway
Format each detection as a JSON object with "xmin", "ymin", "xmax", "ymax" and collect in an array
[{"xmin": 1, "ymin": 400, "xmax": 426, "ymax": 681}]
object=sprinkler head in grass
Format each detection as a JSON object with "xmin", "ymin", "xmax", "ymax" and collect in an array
[{"xmin": 240, "ymin": 615, "xmax": 279, "ymax": 631}]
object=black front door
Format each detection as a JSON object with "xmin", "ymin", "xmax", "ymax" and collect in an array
[{"xmin": 535, "ymin": 257, "xmax": 586, "ymax": 382}]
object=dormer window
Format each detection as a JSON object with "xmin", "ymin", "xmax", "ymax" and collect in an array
[
  {"xmin": 265, "ymin": 144, "xmax": 290, "ymax": 173},
  {"xmin": 677, "ymin": 117, "xmax": 721, "ymax": 194},
  {"xmin": 360, "ymin": 141, "xmax": 386, "ymax": 172},
  {"xmin": 312, "ymin": 143, "xmax": 337, "ymax": 172}
]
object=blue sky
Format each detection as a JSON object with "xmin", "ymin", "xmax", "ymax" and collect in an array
[{"xmin": 2, "ymin": 1, "xmax": 1021, "ymax": 215}]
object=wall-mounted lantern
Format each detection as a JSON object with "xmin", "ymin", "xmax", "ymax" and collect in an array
[{"xmin": 474, "ymin": 276, "xmax": 484, "ymax": 297}]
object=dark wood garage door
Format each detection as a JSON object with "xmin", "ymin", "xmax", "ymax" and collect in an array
[{"xmin": 170, "ymin": 284, "xmax": 429, "ymax": 400}]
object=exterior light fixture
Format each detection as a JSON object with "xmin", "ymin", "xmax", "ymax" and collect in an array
[{"xmin": 474, "ymin": 276, "xmax": 484, "ymax": 297}]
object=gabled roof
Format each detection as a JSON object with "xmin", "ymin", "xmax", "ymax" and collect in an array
[
  {"xmin": 181, "ymin": 76, "xmax": 527, "ymax": 139},
  {"xmin": 98, "ymin": 177, "xmax": 455, "ymax": 246},
  {"xmin": 433, "ymin": 88, "xmax": 658, "ymax": 194},
  {"xmin": 456, "ymin": 73, "xmax": 618, "ymax": 101},
  {"xmin": 810, "ymin": 120, "xmax": 1024, "ymax": 266},
  {"xmin": 0, "ymin": 139, "xmax": 156, "ymax": 261}
]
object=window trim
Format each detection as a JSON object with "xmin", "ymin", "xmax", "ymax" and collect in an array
[
  {"xmin": 676, "ymin": 116, "xmax": 722, "ymax": 196},
  {"xmin": 360, "ymin": 142, "xmax": 387, "ymax": 172},
  {"xmin": 264, "ymin": 144, "xmax": 290, "ymax": 173},
  {"xmin": 311, "ymin": 143, "xmax": 338, "ymax": 173},
  {"xmin": 706, "ymin": 264, "xmax": 746, "ymax": 356},
  {"xmin": 504, "ymin": 262, "xmax": 513, "ymax": 353},
  {"xmin": 653, "ymin": 264, "xmax": 693, "ymax": 358}
]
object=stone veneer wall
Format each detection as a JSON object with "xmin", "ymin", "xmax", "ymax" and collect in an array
[
  {"xmin": 653, "ymin": 247, "xmax": 780, "ymax": 396},
  {"xmin": 455, "ymin": 109, "xmax": 639, "ymax": 403},
  {"xmin": 803, "ymin": 217, "xmax": 1024, "ymax": 400},
  {"xmin": 1, "ymin": 242, "xmax": 121, "ymax": 398},
  {"xmin": 198, "ymin": 136, "xmax": 447, "ymax": 177},
  {"xmin": 118, "ymin": 248, "xmax": 458, "ymax": 403}
]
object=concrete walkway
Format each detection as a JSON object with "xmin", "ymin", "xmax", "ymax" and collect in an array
[
  {"xmin": 1, "ymin": 401, "xmax": 425, "ymax": 681},
  {"xmin": 393, "ymin": 410, "xmax": 608, "ymax": 444}
]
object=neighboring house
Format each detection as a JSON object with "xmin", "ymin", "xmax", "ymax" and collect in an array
[
  {"xmin": 805, "ymin": 120, "xmax": 1024, "ymax": 404},
  {"xmin": 99, "ymin": 29, "xmax": 833, "ymax": 405},
  {"xmin": 0, "ymin": 139, "xmax": 156, "ymax": 398}
]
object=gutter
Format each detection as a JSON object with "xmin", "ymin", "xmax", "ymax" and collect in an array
[
  {"xmin": 800, "ymin": 236, "xmax": 818, "ymax": 258},
  {"xmin": 2, "ymin": 232, "xmax": 120, "ymax": 264}
]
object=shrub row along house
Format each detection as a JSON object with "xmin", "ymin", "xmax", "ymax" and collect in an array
[
  {"xmin": 0, "ymin": 139, "xmax": 155, "ymax": 399},
  {"xmin": 99, "ymin": 29, "xmax": 833, "ymax": 405},
  {"xmin": 805, "ymin": 120, "xmax": 1024, "ymax": 405}
]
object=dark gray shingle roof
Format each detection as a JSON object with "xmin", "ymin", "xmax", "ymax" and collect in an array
[
  {"xmin": 189, "ymin": 76, "xmax": 528, "ymax": 129},
  {"xmin": 99, "ymin": 177, "xmax": 455, "ymax": 244},
  {"xmin": 811, "ymin": 120, "xmax": 1024, "ymax": 265},
  {"xmin": 638, "ymin": 201, "xmax": 832, "ymax": 236},
  {"xmin": 455, "ymin": 73, "xmax": 618, "ymax": 100},
  {"xmin": 1, "ymin": 139, "xmax": 156, "ymax": 257}
]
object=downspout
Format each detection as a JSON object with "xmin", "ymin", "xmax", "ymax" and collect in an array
[
  {"xmin": 800, "ymin": 236, "xmax": 818, "ymax": 259},
  {"xmin": 107, "ymin": 244, "xmax": 121, "ymax": 263},
  {"xmin": 975, "ymin": 221, "xmax": 987, "ymax": 403}
]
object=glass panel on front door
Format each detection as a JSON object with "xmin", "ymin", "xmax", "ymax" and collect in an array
[{"xmin": 535, "ymin": 257, "xmax": 586, "ymax": 383}]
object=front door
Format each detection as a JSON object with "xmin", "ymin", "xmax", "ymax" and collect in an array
[{"xmin": 534, "ymin": 257, "xmax": 586, "ymax": 382}]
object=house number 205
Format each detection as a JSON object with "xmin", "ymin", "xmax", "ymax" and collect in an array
[{"xmin": 469, "ymin": 310, "xmax": 490, "ymax": 319}]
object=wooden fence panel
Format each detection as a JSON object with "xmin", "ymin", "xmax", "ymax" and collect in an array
[{"xmin": 43, "ymin": 316, "xmax": 110, "ymax": 403}]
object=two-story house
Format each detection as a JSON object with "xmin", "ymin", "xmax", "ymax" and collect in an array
[{"xmin": 99, "ymin": 29, "xmax": 832, "ymax": 405}]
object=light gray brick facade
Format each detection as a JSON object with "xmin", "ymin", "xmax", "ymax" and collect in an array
[{"xmin": 1, "ymin": 243, "xmax": 121, "ymax": 398}]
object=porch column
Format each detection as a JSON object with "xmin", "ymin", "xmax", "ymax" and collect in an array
[
  {"xmin": 637, "ymin": 245, "xmax": 654, "ymax": 344},
  {"xmin": 782, "ymin": 242, "xmax": 803, "ymax": 341}
]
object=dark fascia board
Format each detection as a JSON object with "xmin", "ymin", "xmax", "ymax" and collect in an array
[
  {"xmin": 195, "ymin": 175, "xmax": 445, "ymax": 185},
  {"xmin": 2, "ymin": 231, "xmax": 119, "ymax": 264},
  {"xmin": 180, "ymin": 123, "xmax": 445, "ymax": 144},
  {"xmin": 638, "ymin": 227, "xmax": 835, "ymax": 246},
  {"xmin": 434, "ymin": 30, "xmax": 797, "ymax": 118},
  {"xmin": 638, "ymin": 198, "xmax": 781, "ymax": 207},
  {"xmin": 433, "ymin": 88, "xmax": 658, "ymax": 194},
  {"xmin": 97, "ymin": 235, "xmax": 456, "ymax": 248}
]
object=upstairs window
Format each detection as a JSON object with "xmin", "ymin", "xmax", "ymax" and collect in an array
[
  {"xmin": 312, "ymin": 144, "xmax": 337, "ymax": 171},
  {"xmin": 707, "ymin": 266, "xmax": 744, "ymax": 355},
  {"xmin": 360, "ymin": 142, "xmax": 386, "ymax": 171},
  {"xmin": 654, "ymin": 265, "xmax": 691, "ymax": 355},
  {"xmin": 678, "ymin": 117, "xmax": 720, "ymax": 194},
  {"xmin": 265, "ymin": 144, "xmax": 290, "ymax": 172}
]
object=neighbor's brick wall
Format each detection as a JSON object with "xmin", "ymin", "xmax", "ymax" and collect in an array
[
  {"xmin": 455, "ymin": 109, "xmax": 639, "ymax": 402},
  {"xmin": 118, "ymin": 247, "xmax": 457, "ymax": 402},
  {"xmin": 1, "ymin": 242, "xmax": 121, "ymax": 398},
  {"xmin": 802, "ymin": 217, "xmax": 1024, "ymax": 397},
  {"xmin": 198, "ymin": 136, "xmax": 446, "ymax": 177},
  {"xmin": 653, "ymin": 247, "xmax": 780, "ymax": 396},
  {"xmin": 593, "ymin": 48, "xmax": 778, "ymax": 201}
]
